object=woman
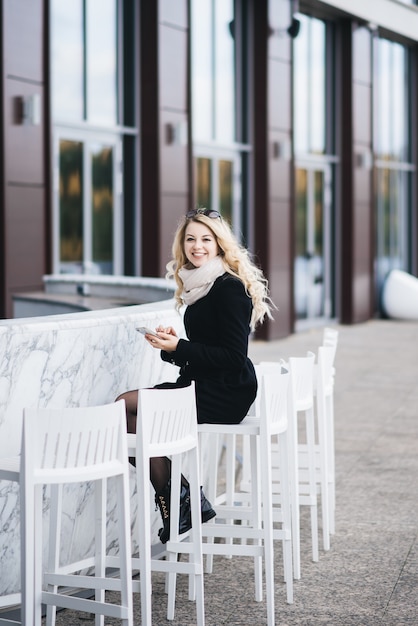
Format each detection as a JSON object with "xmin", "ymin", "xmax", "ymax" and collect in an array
[{"xmin": 118, "ymin": 208, "xmax": 274, "ymax": 543}]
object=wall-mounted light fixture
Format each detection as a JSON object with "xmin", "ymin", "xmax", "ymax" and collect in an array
[
  {"xmin": 269, "ymin": 0, "xmax": 301, "ymax": 39},
  {"xmin": 356, "ymin": 149, "xmax": 373, "ymax": 170},
  {"xmin": 269, "ymin": 18, "xmax": 301, "ymax": 39},
  {"xmin": 272, "ymin": 139, "xmax": 291, "ymax": 161},
  {"xmin": 16, "ymin": 94, "xmax": 41, "ymax": 125},
  {"xmin": 165, "ymin": 121, "xmax": 188, "ymax": 146}
]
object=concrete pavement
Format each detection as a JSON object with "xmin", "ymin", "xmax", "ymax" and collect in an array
[{"xmin": 49, "ymin": 319, "xmax": 418, "ymax": 625}]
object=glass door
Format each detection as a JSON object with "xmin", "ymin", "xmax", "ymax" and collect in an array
[
  {"xmin": 53, "ymin": 130, "xmax": 123, "ymax": 275},
  {"xmin": 194, "ymin": 151, "xmax": 241, "ymax": 235},
  {"xmin": 294, "ymin": 161, "xmax": 332, "ymax": 324}
]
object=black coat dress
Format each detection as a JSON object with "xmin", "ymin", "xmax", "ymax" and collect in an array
[{"xmin": 160, "ymin": 273, "xmax": 257, "ymax": 424}]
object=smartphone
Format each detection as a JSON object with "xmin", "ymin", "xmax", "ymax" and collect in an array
[{"xmin": 136, "ymin": 326, "xmax": 160, "ymax": 338}]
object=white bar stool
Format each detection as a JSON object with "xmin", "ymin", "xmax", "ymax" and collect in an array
[
  {"xmin": 198, "ymin": 367, "xmax": 293, "ymax": 626},
  {"xmin": 241, "ymin": 353, "xmax": 318, "ymax": 579},
  {"xmin": 127, "ymin": 382, "xmax": 205, "ymax": 626},
  {"xmin": 19, "ymin": 400, "xmax": 133, "ymax": 626}
]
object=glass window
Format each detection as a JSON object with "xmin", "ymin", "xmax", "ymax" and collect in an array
[
  {"xmin": 214, "ymin": 1, "xmax": 235, "ymax": 142},
  {"xmin": 51, "ymin": 1, "xmax": 136, "ymax": 276},
  {"xmin": 52, "ymin": 0, "xmax": 118, "ymax": 125},
  {"xmin": 191, "ymin": 0, "xmax": 235, "ymax": 143},
  {"xmin": 196, "ymin": 158, "xmax": 212, "ymax": 209},
  {"xmin": 293, "ymin": 14, "xmax": 335, "ymax": 326},
  {"xmin": 191, "ymin": 0, "xmax": 248, "ymax": 238},
  {"xmin": 51, "ymin": 1, "xmax": 84, "ymax": 121},
  {"xmin": 86, "ymin": 0, "xmax": 118, "ymax": 125},
  {"xmin": 376, "ymin": 39, "xmax": 408, "ymax": 162},
  {"xmin": 374, "ymin": 38, "xmax": 414, "ymax": 298},
  {"xmin": 294, "ymin": 14, "xmax": 326, "ymax": 155},
  {"xmin": 59, "ymin": 141, "xmax": 84, "ymax": 270},
  {"xmin": 91, "ymin": 145, "xmax": 114, "ymax": 273}
]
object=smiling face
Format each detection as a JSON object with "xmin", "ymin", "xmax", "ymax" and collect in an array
[{"xmin": 183, "ymin": 220, "xmax": 220, "ymax": 268}]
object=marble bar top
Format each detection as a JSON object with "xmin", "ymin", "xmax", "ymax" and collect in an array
[{"xmin": 0, "ymin": 299, "xmax": 184, "ymax": 602}]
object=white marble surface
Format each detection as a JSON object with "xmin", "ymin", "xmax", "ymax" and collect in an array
[{"xmin": 0, "ymin": 300, "xmax": 183, "ymax": 601}]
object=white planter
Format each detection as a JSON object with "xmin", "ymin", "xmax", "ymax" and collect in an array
[{"xmin": 382, "ymin": 269, "xmax": 418, "ymax": 320}]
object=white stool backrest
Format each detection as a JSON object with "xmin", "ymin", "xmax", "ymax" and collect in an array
[
  {"xmin": 253, "ymin": 361, "xmax": 284, "ymax": 417},
  {"xmin": 322, "ymin": 327, "xmax": 338, "ymax": 361},
  {"xmin": 318, "ymin": 345, "xmax": 336, "ymax": 393},
  {"xmin": 22, "ymin": 400, "xmax": 127, "ymax": 481},
  {"xmin": 259, "ymin": 368, "xmax": 289, "ymax": 434},
  {"xmin": 288, "ymin": 351, "xmax": 315, "ymax": 411},
  {"xmin": 137, "ymin": 382, "xmax": 198, "ymax": 458}
]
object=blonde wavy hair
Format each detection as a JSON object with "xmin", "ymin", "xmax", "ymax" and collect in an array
[{"xmin": 166, "ymin": 212, "xmax": 274, "ymax": 331}]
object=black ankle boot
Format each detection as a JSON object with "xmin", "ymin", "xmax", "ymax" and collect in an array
[
  {"xmin": 179, "ymin": 485, "xmax": 216, "ymax": 524},
  {"xmin": 200, "ymin": 488, "xmax": 216, "ymax": 523},
  {"xmin": 155, "ymin": 482, "xmax": 192, "ymax": 544}
]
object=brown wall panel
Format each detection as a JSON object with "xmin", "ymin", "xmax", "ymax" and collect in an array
[
  {"xmin": 156, "ymin": 0, "xmax": 190, "ymax": 278},
  {"xmin": 159, "ymin": 23, "xmax": 188, "ymax": 111},
  {"xmin": 260, "ymin": 0, "xmax": 293, "ymax": 339},
  {"xmin": 159, "ymin": 0, "xmax": 188, "ymax": 28},
  {"xmin": 266, "ymin": 198, "xmax": 292, "ymax": 337},
  {"xmin": 1, "ymin": 0, "xmax": 48, "ymax": 318},
  {"xmin": 5, "ymin": 186, "xmax": 45, "ymax": 301},
  {"xmin": 268, "ymin": 59, "xmax": 291, "ymax": 130},
  {"xmin": 354, "ymin": 165, "xmax": 372, "ymax": 205},
  {"xmin": 160, "ymin": 111, "xmax": 188, "ymax": 194},
  {"xmin": 3, "ymin": 0, "xmax": 44, "ymax": 81},
  {"xmin": 352, "ymin": 26, "xmax": 372, "ymax": 85},
  {"xmin": 159, "ymin": 195, "xmax": 188, "ymax": 275},
  {"xmin": 4, "ymin": 81, "xmax": 44, "ymax": 183},
  {"xmin": 269, "ymin": 133, "xmax": 291, "ymax": 200},
  {"xmin": 353, "ymin": 82, "xmax": 371, "ymax": 145},
  {"xmin": 340, "ymin": 20, "xmax": 374, "ymax": 323},
  {"xmin": 268, "ymin": 0, "xmax": 292, "ymax": 63}
]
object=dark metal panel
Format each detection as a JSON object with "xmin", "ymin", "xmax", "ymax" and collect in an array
[
  {"xmin": 140, "ymin": 0, "xmax": 161, "ymax": 276},
  {"xmin": 339, "ymin": 19, "xmax": 355, "ymax": 323}
]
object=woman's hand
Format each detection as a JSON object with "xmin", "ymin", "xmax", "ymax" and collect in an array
[{"xmin": 145, "ymin": 326, "xmax": 179, "ymax": 352}]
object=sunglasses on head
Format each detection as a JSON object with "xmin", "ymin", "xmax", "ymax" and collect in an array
[{"xmin": 186, "ymin": 208, "xmax": 221, "ymax": 219}]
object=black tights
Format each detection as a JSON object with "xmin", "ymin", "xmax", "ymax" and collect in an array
[{"xmin": 116, "ymin": 389, "xmax": 189, "ymax": 493}]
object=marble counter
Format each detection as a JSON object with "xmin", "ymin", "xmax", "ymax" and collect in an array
[{"xmin": 0, "ymin": 300, "xmax": 183, "ymax": 602}]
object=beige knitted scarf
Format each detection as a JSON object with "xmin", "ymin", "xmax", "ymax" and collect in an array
[{"xmin": 179, "ymin": 256, "xmax": 226, "ymax": 306}]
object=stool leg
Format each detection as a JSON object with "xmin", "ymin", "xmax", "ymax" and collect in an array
[
  {"xmin": 249, "ymin": 435, "xmax": 262, "ymax": 602},
  {"xmin": 45, "ymin": 484, "xmax": 63, "ymax": 626},
  {"xmin": 278, "ymin": 432, "xmax": 293, "ymax": 603},
  {"xmin": 116, "ymin": 472, "xmax": 134, "ymax": 626},
  {"xmin": 166, "ymin": 456, "xmax": 182, "ymax": 620},
  {"xmin": 94, "ymin": 479, "xmax": 106, "ymax": 626},
  {"xmin": 259, "ymin": 432, "xmax": 275, "ymax": 626},
  {"xmin": 186, "ymin": 447, "xmax": 205, "ymax": 626},
  {"xmin": 200, "ymin": 432, "xmax": 219, "ymax": 574},
  {"xmin": 306, "ymin": 407, "xmax": 319, "ymax": 562},
  {"xmin": 224, "ymin": 433, "xmax": 236, "ymax": 557},
  {"xmin": 137, "ymin": 461, "xmax": 152, "ymax": 626}
]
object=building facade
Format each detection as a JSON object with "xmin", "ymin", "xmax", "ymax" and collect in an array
[{"xmin": 1, "ymin": 0, "xmax": 417, "ymax": 339}]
